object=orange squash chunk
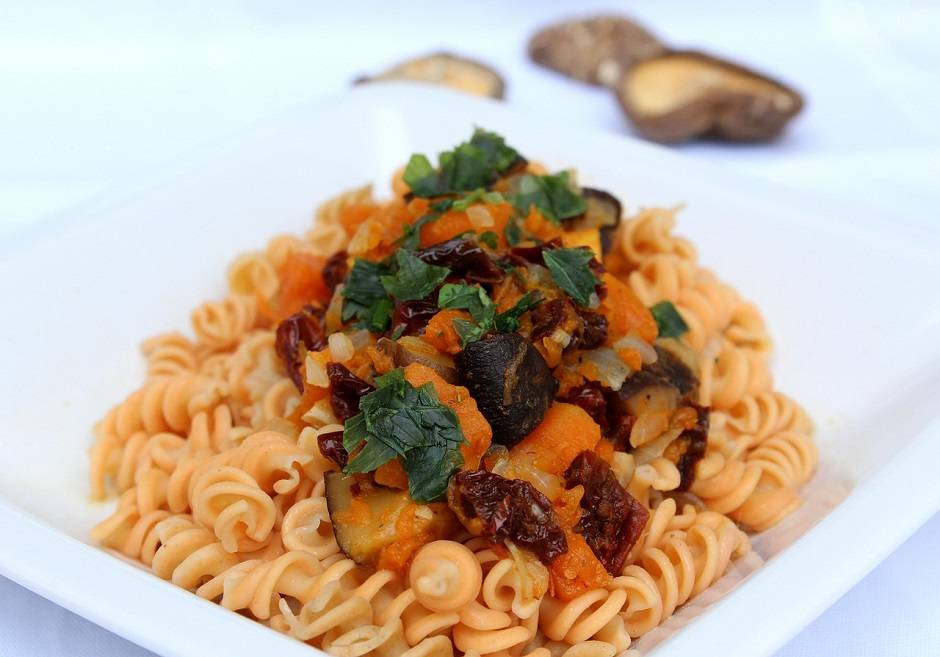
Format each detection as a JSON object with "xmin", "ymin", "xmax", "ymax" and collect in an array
[
  {"xmin": 423, "ymin": 309, "xmax": 470, "ymax": 355},
  {"xmin": 550, "ymin": 530, "xmax": 611, "ymax": 601},
  {"xmin": 403, "ymin": 363, "xmax": 492, "ymax": 470},
  {"xmin": 510, "ymin": 402, "xmax": 601, "ymax": 475},
  {"xmin": 602, "ymin": 273, "xmax": 657, "ymax": 343}
]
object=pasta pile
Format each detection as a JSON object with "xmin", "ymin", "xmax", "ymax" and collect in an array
[{"xmin": 89, "ymin": 133, "xmax": 815, "ymax": 657}]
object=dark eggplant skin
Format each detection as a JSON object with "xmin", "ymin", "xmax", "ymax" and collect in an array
[
  {"xmin": 455, "ymin": 333, "xmax": 558, "ymax": 447},
  {"xmin": 564, "ymin": 188, "xmax": 622, "ymax": 256}
]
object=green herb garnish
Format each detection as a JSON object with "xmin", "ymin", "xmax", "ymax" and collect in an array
[
  {"xmin": 504, "ymin": 218, "xmax": 522, "ymax": 245},
  {"xmin": 403, "ymin": 129, "xmax": 520, "ymax": 197},
  {"xmin": 341, "ymin": 259, "xmax": 394, "ymax": 331},
  {"xmin": 494, "ymin": 291, "xmax": 543, "ymax": 332},
  {"xmin": 381, "ymin": 250, "xmax": 450, "ymax": 302},
  {"xmin": 438, "ymin": 283, "xmax": 495, "ymax": 326},
  {"xmin": 452, "ymin": 189, "xmax": 505, "ymax": 212},
  {"xmin": 650, "ymin": 301, "xmax": 689, "ymax": 338},
  {"xmin": 398, "ymin": 212, "xmax": 442, "ymax": 251},
  {"xmin": 543, "ymin": 247, "xmax": 599, "ymax": 307},
  {"xmin": 343, "ymin": 369, "xmax": 466, "ymax": 502},
  {"xmin": 510, "ymin": 172, "xmax": 586, "ymax": 224},
  {"xmin": 438, "ymin": 283, "xmax": 543, "ymax": 346},
  {"xmin": 478, "ymin": 231, "xmax": 499, "ymax": 249}
]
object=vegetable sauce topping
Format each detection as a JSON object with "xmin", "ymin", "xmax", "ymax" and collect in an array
[{"xmin": 279, "ymin": 128, "xmax": 705, "ymax": 598}]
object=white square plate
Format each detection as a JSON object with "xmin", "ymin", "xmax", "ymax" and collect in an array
[{"xmin": 1, "ymin": 85, "xmax": 939, "ymax": 657}]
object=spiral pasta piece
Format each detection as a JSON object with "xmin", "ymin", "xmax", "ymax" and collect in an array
[
  {"xmin": 625, "ymin": 255, "xmax": 699, "ymax": 308},
  {"xmin": 410, "ymin": 541, "xmax": 483, "ymax": 613},
  {"xmin": 140, "ymin": 332, "xmax": 199, "ymax": 377},
  {"xmin": 307, "ymin": 222, "xmax": 352, "ymax": 258},
  {"xmin": 198, "ymin": 550, "xmax": 330, "ymax": 619},
  {"xmin": 540, "ymin": 588, "xmax": 628, "ymax": 646},
  {"xmin": 479, "ymin": 556, "xmax": 546, "ymax": 620},
  {"xmin": 722, "ymin": 391, "xmax": 813, "ymax": 443},
  {"xmin": 692, "ymin": 453, "xmax": 801, "ymax": 531},
  {"xmin": 699, "ymin": 340, "xmax": 773, "ymax": 410},
  {"xmin": 191, "ymin": 293, "xmax": 259, "ymax": 351},
  {"xmin": 227, "ymin": 251, "xmax": 279, "ymax": 299},
  {"xmin": 281, "ymin": 494, "xmax": 341, "ymax": 559},
  {"xmin": 225, "ymin": 329, "xmax": 278, "ymax": 404},
  {"xmin": 98, "ymin": 374, "xmax": 227, "ymax": 444},
  {"xmin": 187, "ymin": 404, "xmax": 238, "ymax": 453},
  {"xmin": 150, "ymin": 515, "xmax": 240, "ymax": 590},
  {"xmin": 626, "ymin": 457, "xmax": 681, "ymax": 507},
  {"xmin": 189, "ymin": 464, "xmax": 277, "ymax": 552},
  {"xmin": 617, "ymin": 207, "xmax": 696, "ymax": 264},
  {"xmin": 625, "ymin": 497, "xmax": 698, "ymax": 565},
  {"xmin": 746, "ymin": 430, "xmax": 817, "ymax": 489},
  {"xmin": 376, "ymin": 588, "xmax": 462, "ymax": 647},
  {"xmin": 91, "ymin": 490, "xmax": 173, "ymax": 566},
  {"xmin": 724, "ymin": 300, "xmax": 773, "ymax": 355},
  {"xmin": 613, "ymin": 514, "xmax": 749, "ymax": 637},
  {"xmin": 278, "ymin": 580, "xmax": 373, "ymax": 642},
  {"xmin": 226, "ymin": 430, "xmax": 314, "ymax": 495},
  {"xmin": 249, "ymin": 377, "xmax": 302, "ymax": 427}
]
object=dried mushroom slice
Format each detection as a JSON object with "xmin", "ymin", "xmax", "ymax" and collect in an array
[
  {"xmin": 618, "ymin": 51, "xmax": 804, "ymax": 143},
  {"xmin": 356, "ymin": 52, "xmax": 505, "ymax": 99},
  {"xmin": 528, "ymin": 15, "xmax": 665, "ymax": 87}
]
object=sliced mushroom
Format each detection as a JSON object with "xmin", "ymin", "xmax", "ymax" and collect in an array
[
  {"xmin": 455, "ymin": 333, "xmax": 558, "ymax": 448},
  {"xmin": 619, "ymin": 341, "xmax": 698, "ymax": 400},
  {"xmin": 617, "ymin": 50, "xmax": 804, "ymax": 143},
  {"xmin": 564, "ymin": 188, "xmax": 622, "ymax": 256},
  {"xmin": 528, "ymin": 15, "xmax": 666, "ymax": 87},
  {"xmin": 356, "ymin": 52, "xmax": 505, "ymax": 99},
  {"xmin": 376, "ymin": 336, "xmax": 458, "ymax": 383},
  {"xmin": 324, "ymin": 472, "xmax": 459, "ymax": 566}
]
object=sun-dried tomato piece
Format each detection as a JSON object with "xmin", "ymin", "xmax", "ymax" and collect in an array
[
  {"xmin": 530, "ymin": 298, "xmax": 569, "ymax": 342},
  {"xmin": 317, "ymin": 429, "xmax": 348, "ymax": 468},
  {"xmin": 416, "ymin": 239, "xmax": 503, "ymax": 284},
  {"xmin": 275, "ymin": 305, "xmax": 327, "ymax": 391},
  {"xmin": 322, "ymin": 250, "xmax": 350, "ymax": 293},
  {"xmin": 564, "ymin": 450, "xmax": 649, "ymax": 575},
  {"xmin": 449, "ymin": 469, "xmax": 568, "ymax": 564},
  {"xmin": 326, "ymin": 362, "xmax": 375, "ymax": 422},
  {"xmin": 530, "ymin": 298, "xmax": 607, "ymax": 352},
  {"xmin": 509, "ymin": 238, "xmax": 562, "ymax": 266},
  {"xmin": 607, "ymin": 413, "xmax": 636, "ymax": 452},
  {"xmin": 667, "ymin": 404, "xmax": 709, "ymax": 491},
  {"xmin": 572, "ymin": 308, "xmax": 608, "ymax": 350},
  {"xmin": 561, "ymin": 382, "xmax": 608, "ymax": 432},
  {"xmin": 391, "ymin": 300, "xmax": 439, "ymax": 337}
]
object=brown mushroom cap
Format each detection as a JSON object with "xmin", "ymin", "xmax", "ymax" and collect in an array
[
  {"xmin": 356, "ymin": 51, "xmax": 505, "ymax": 99},
  {"xmin": 617, "ymin": 50, "xmax": 804, "ymax": 143},
  {"xmin": 528, "ymin": 15, "xmax": 666, "ymax": 87}
]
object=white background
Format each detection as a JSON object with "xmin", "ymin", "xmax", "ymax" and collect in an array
[{"xmin": 1, "ymin": 1, "xmax": 938, "ymax": 655}]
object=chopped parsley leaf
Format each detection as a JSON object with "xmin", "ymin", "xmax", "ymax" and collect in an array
[
  {"xmin": 543, "ymin": 247, "xmax": 599, "ymax": 307},
  {"xmin": 341, "ymin": 258, "xmax": 394, "ymax": 331},
  {"xmin": 381, "ymin": 249, "xmax": 450, "ymax": 302},
  {"xmin": 510, "ymin": 172, "xmax": 586, "ymax": 224},
  {"xmin": 343, "ymin": 369, "xmax": 466, "ymax": 502},
  {"xmin": 650, "ymin": 301, "xmax": 689, "ymax": 338},
  {"xmin": 402, "ymin": 129, "xmax": 521, "ymax": 197}
]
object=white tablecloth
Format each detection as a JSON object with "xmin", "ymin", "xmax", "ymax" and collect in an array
[{"xmin": 2, "ymin": 1, "xmax": 938, "ymax": 655}]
